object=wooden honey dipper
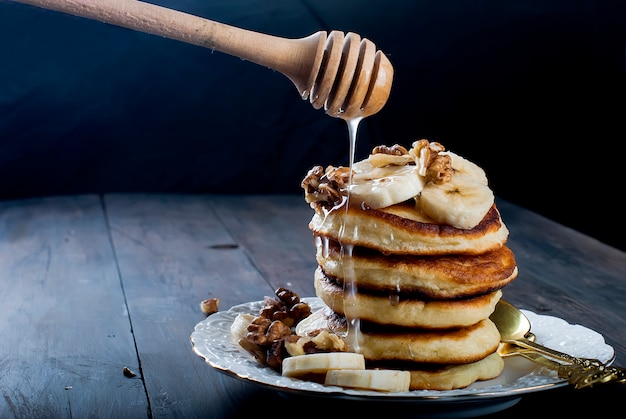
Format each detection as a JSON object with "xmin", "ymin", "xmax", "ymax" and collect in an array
[{"xmin": 15, "ymin": 0, "xmax": 394, "ymax": 120}]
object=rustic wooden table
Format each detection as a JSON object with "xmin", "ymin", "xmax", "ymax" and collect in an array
[{"xmin": 1, "ymin": 193, "xmax": 624, "ymax": 418}]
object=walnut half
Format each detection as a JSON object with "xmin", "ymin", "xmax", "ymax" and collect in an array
[
  {"xmin": 238, "ymin": 287, "xmax": 313, "ymax": 371},
  {"xmin": 284, "ymin": 329, "xmax": 348, "ymax": 356},
  {"xmin": 200, "ymin": 298, "xmax": 219, "ymax": 315},
  {"xmin": 301, "ymin": 165, "xmax": 351, "ymax": 207}
]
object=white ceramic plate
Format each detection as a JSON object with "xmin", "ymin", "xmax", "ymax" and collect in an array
[{"xmin": 190, "ymin": 297, "xmax": 614, "ymax": 417}]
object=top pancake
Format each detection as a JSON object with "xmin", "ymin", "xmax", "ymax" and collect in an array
[
  {"xmin": 377, "ymin": 352, "xmax": 505, "ymax": 391},
  {"xmin": 309, "ymin": 200, "xmax": 509, "ymax": 256}
]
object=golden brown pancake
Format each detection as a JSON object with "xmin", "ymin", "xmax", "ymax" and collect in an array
[
  {"xmin": 300, "ymin": 143, "xmax": 517, "ymax": 391},
  {"xmin": 314, "ymin": 269, "xmax": 502, "ymax": 328},
  {"xmin": 296, "ymin": 306, "xmax": 501, "ymax": 364},
  {"xmin": 309, "ymin": 201, "xmax": 509, "ymax": 255},
  {"xmin": 356, "ymin": 319, "xmax": 501, "ymax": 364},
  {"xmin": 315, "ymin": 237, "xmax": 518, "ymax": 299},
  {"xmin": 372, "ymin": 352, "xmax": 505, "ymax": 391}
]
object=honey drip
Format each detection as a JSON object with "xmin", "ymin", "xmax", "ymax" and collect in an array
[{"xmin": 338, "ymin": 117, "xmax": 363, "ymax": 353}]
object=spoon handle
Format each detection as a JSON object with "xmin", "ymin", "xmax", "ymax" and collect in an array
[
  {"xmin": 503, "ymin": 337, "xmax": 605, "ymax": 368},
  {"xmin": 514, "ymin": 351, "xmax": 626, "ymax": 389}
]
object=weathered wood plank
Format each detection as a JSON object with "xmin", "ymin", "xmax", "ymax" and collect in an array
[
  {"xmin": 104, "ymin": 193, "xmax": 276, "ymax": 418},
  {"xmin": 209, "ymin": 194, "xmax": 319, "ymax": 298},
  {"xmin": 0, "ymin": 195, "xmax": 147, "ymax": 418},
  {"xmin": 1, "ymin": 193, "xmax": 625, "ymax": 419}
]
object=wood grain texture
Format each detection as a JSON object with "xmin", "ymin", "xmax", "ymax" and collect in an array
[
  {"xmin": 209, "ymin": 194, "xmax": 319, "ymax": 298},
  {"xmin": 0, "ymin": 193, "xmax": 624, "ymax": 418},
  {"xmin": 0, "ymin": 195, "xmax": 147, "ymax": 418},
  {"xmin": 104, "ymin": 193, "xmax": 276, "ymax": 417}
]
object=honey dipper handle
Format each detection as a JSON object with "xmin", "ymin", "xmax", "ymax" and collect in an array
[{"xmin": 14, "ymin": 0, "xmax": 326, "ymax": 95}]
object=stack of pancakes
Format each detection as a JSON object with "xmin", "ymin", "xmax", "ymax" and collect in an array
[{"xmin": 299, "ymin": 142, "xmax": 518, "ymax": 390}]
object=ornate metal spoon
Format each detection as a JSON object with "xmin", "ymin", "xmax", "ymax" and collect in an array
[{"xmin": 490, "ymin": 299, "xmax": 626, "ymax": 388}]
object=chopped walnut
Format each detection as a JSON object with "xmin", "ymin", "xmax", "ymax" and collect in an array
[
  {"xmin": 324, "ymin": 166, "xmax": 352, "ymax": 190},
  {"xmin": 425, "ymin": 153, "xmax": 452, "ymax": 184},
  {"xmin": 408, "ymin": 139, "xmax": 432, "ymax": 176},
  {"xmin": 301, "ymin": 165, "xmax": 324, "ymax": 194},
  {"xmin": 200, "ymin": 298, "xmax": 219, "ymax": 315},
  {"xmin": 238, "ymin": 337, "xmax": 267, "ymax": 364},
  {"xmin": 408, "ymin": 139, "xmax": 452, "ymax": 183},
  {"xmin": 284, "ymin": 329, "xmax": 348, "ymax": 356},
  {"xmin": 276, "ymin": 287, "xmax": 300, "ymax": 306},
  {"xmin": 246, "ymin": 319, "xmax": 292, "ymax": 346},
  {"xmin": 238, "ymin": 287, "xmax": 315, "ymax": 372},
  {"xmin": 270, "ymin": 302, "xmax": 311, "ymax": 327},
  {"xmin": 367, "ymin": 153, "xmax": 414, "ymax": 168},
  {"xmin": 246, "ymin": 317, "xmax": 273, "ymax": 345},
  {"xmin": 302, "ymin": 165, "xmax": 351, "ymax": 207},
  {"xmin": 372, "ymin": 144, "xmax": 409, "ymax": 156},
  {"xmin": 368, "ymin": 143, "xmax": 413, "ymax": 167},
  {"xmin": 266, "ymin": 340, "xmax": 288, "ymax": 370}
]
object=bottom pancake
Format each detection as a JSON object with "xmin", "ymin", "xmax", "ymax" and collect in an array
[
  {"xmin": 371, "ymin": 352, "xmax": 504, "ymax": 391},
  {"xmin": 314, "ymin": 268, "xmax": 502, "ymax": 328}
]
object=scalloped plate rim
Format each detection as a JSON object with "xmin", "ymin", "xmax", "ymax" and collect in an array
[{"xmin": 190, "ymin": 297, "xmax": 614, "ymax": 404}]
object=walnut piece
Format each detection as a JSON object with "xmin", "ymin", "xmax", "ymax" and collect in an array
[
  {"xmin": 284, "ymin": 329, "xmax": 348, "ymax": 356},
  {"xmin": 372, "ymin": 144, "xmax": 409, "ymax": 156},
  {"xmin": 426, "ymin": 153, "xmax": 452, "ymax": 184},
  {"xmin": 200, "ymin": 298, "xmax": 219, "ymax": 315},
  {"xmin": 238, "ymin": 287, "xmax": 314, "ymax": 372},
  {"xmin": 301, "ymin": 165, "xmax": 351, "ymax": 207}
]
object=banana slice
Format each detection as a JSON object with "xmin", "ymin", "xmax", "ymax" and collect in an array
[
  {"xmin": 419, "ymin": 174, "xmax": 494, "ymax": 230},
  {"xmin": 349, "ymin": 159, "xmax": 425, "ymax": 209},
  {"xmin": 230, "ymin": 313, "xmax": 255, "ymax": 341},
  {"xmin": 325, "ymin": 369, "xmax": 411, "ymax": 392},
  {"xmin": 442, "ymin": 151, "xmax": 489, "ymax": 185},
  {"xmin": 281, "ymin": 352, "xmax": 366, "ymax": 378}
]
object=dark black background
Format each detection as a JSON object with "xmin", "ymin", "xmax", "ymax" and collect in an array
[{"xmin": 1, "ymin": 0, "xmax": 624, "ymax": 250}]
